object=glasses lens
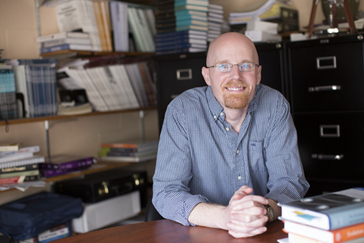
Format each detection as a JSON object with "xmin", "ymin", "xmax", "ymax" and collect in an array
[
  {"xmin": 239, "ymin": 63, "xmax": 255, "ymax": 72},
  {"xmin": 217, "ymin": 63, "xmax": 232, "ymax": 73}
]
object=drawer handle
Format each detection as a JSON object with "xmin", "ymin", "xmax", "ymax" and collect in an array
[
  {"xmin": 176, "ymin": 69, "xmax": 192, "ymax": 80},
  {"xmin": 308, "ymin": 85, "xmax": 341, "ymax": 92},
  {"xmin": 311, "ymin": 154, "xmax": 344, "ymax": 160},
  {"xmin": 320, "ymin": 125, "xmax": 340, "ymax": 137},
  {"xmin": 316, "ymin": 56, "xmax": 336, "ymax": 69}
]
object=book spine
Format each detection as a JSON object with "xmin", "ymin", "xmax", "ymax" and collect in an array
[
  {"xmin": 38, "ymin": 157, "xmax": 97, "ymax": 170},
  {"xmin": 0, "ymin": 164, "xmax": 39, "ymax": 174},
  {"xmin": 0, "ymin": 156, "xmax": 45, "ymax": 169},
  {"xmin": 0, "ymin": 174, "xmax": 40, "ymax": 185},
  {"xmin": 40, "ymin": 165, "xmax": 91, "ymax": 178},
  {"xmin": 0, "ymin": 169, "xmax": 39, "ymax": 179},
  {"xmin": 330, "ymin": 205, "xmax": 364, "ymax": 230}
]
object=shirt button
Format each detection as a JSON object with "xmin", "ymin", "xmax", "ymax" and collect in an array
[
  {"xmin": 225, "ymin": 127, "xmax": 230, "ymax": 131},
  {"xmin": 213, "ymin": 115, "xmax": 217, "ymax": 119},
  {"xmin": 220, "ymin": 112, "xmax": 224, "ymax": 116},
  {"xmin": 236, "ymin": 150, "xmax": 239, "ymax": 154},
  {"xmin": 238, "ymin": 176, "xmax": 242, "ymax": 180}
]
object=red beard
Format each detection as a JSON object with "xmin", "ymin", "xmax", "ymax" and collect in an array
[{"xmin": 222, "ymin": 81, "xmax": 251, "ymax": 109}]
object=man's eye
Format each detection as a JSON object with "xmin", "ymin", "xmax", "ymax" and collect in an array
[
  {"xmin": 241, "ymin": 63, "xmax": 250, "ymax": 69},
  {"xmin": 219, "ymin": 64, "xmax": 229, "ymax": 69}
]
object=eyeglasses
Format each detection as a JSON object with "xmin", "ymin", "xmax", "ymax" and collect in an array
[{"xmin": 206, "ymin": 62, "xmax": 260, "ymax": 73}]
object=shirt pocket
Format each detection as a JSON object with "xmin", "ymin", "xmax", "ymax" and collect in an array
[{"xmin": 248, "ymin": 140, "xmax": 266, "ymax": 172}]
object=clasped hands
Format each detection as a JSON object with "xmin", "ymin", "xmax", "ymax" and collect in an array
[{"xmin": 224, "ymin": 185, "xmax": 269, "ymax": 238}]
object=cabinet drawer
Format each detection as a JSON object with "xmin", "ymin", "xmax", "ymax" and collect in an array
[
  {"xmin": 156, "ymin": 53, "xmax": 207, "ymax": 130},
  {"xmin": 294, "ymin": 113, "xmax": 364, "ymax": 180},
  {"xmin": 287, "ymin": 36, "xmax": 364, "ymax": 112}
]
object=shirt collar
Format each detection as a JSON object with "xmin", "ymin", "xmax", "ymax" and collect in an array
[{"xmin": 206, "ymin": 84, "xmax": 261, "ymax": 122}]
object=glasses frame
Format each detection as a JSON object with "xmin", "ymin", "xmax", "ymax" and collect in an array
[{"xmin": 206, "ymin": 62, "xmax": 260, "ymax": 73}]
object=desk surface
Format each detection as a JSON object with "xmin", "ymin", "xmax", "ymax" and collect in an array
[{"xmin": 55, "ymin": 220, "xmax": 287, "ymax": 243}]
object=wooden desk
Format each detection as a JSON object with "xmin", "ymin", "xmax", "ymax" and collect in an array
[{"xmin": 54, "ymin": 220, "xmax": 287, "ymax": 243}]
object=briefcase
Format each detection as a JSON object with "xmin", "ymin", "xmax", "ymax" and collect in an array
[{"xmin": 54, "ymin": 169, "xmax": 147, "ymax": 205}]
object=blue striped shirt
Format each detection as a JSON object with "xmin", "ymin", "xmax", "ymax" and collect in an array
[{"xmin": 152, "ymin": 84, "xmax": 309, "ymax": 226}]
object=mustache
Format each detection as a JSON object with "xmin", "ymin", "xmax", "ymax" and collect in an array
[{"xmin": 224, "ymin": 80, "xmax": 248, "ymax": 88}]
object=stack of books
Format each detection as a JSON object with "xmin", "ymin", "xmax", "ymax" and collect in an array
[
  {"xmin": 244, "ymin": 20, "xmax": 282, "ymax": 43},
  {"xmin": 58, "ymin": 55, "xmax": 157, "ymax": 112},
  {"xmin": 43, "ymin": 0, "xmax": 155, "ymax": 53},
  {"xmin": 0, "ymin": 143, "xmax": 45, "ymax": 186},
  {"xmin": 278, "ymin": 188, "xmax": 364, "ymax": 243},
  {"xmin": 36, "ymin": 32, "xmax": 92, "ymax": 54},
  {"xmin": 6, "ymin": 58, "xmax": 58, "ymax": 118},
  {"xmin": 39, "ymin": 156, "xmax": 97, "ymax": 178},
  {"xmin": 154, "ymin": 0, "xmax": 209, "ymax": 55},
  {"xmin": 0, "ymin": 65, "xmax": 17, "ymax": 120},
  {"xmin": 99, "ymin": 139, "xmax": 158, "ymax": 162},
  {"xmin": 207, "ymin": 3, "xmax": 224, "ymax": 42}
]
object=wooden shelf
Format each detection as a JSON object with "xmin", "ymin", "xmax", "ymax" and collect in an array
[
  {"xmin": 43, "ymin": 161, "xmax": 133, "ymax": 183},
  {"xmin": 0, "ymin": 106, "xmax": 157, "ymax": 126},
  {"xmin": 40, "ymin": 50, "xmax": 155, "ymax": 58}
]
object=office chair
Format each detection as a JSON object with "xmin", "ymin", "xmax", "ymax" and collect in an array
[{"xmin": 144, "ymin": 199, "xmax": 164, "ymax": 222}]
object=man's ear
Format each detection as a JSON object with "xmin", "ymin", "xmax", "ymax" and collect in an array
[
  {"xmin": 202, "ymin": 67, "xmax": 211, "ymax": 86},
  {"xmin": 256, "ymin": 65, "xmax": 262, "ymax": 85}
]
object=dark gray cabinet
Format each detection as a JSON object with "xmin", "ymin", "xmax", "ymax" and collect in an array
[{"xmin": 286, "ymin": 34, "xmax": 364, "ymax": 196}]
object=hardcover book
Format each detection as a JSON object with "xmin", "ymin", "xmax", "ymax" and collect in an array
[
  {"xmin": 39, "ymin": 156, "xmax": 97, "ymax": 170},
  {"xmin": 283, "ymin": 220, "xmax": 364, "ymax": 243},
  {"xmin": 279, "ymin": 188, "xmax": 364, "ymax": 230}
]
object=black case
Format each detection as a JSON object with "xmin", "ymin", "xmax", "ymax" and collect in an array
[{"xmin": 54, "ymin": 169, "xmax": 148, "ymax": 206}]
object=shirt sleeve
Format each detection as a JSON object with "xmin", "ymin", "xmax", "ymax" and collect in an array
[
  {"xmin": 152, "ymin": 100, "xmax": 209, "ymax": 226},
  {"xmin": 263, "ymin": 94, "xmax": 310, "ymax": 203}
]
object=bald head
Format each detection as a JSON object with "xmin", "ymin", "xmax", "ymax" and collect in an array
[{"xmin": 206, "ymin": 32, "xmax": 259, "ymax": 67}]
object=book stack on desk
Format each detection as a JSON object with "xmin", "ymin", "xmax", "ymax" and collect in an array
[
  {"xmin": 0, "ymin": 144, "xmax": 44, "ymax": 185},
  {"xmin": 154, "ymin": 0, "xmax": 208, "ymax": 55},
  {"xmin": 277, "ymin": 188, "xmax": 364, "ymax": 243},
  {"xmin": 99, "ymin": 139, "xmax": 158, "ymax": 162}
]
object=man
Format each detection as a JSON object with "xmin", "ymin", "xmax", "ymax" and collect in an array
[{"xmin": 152, "ymin": 32, "xmax": 309, "ymax": 238}]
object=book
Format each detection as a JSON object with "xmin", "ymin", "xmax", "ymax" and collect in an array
[
  {"xmin": 57, "ymin": 102, "xmax": 93, "ymax": 116},
  {"xmin": 279, "ymin": 188, "xmax": 364, "ymax": 230},
  {"xmin": 39, "ymin": 156, "xmax": 97, "ymax": 170},
  {"xmin": 36, "ymin": 31, "xmax": 90, "ymax": 43},
  {"xmin": 0, "ymin": 169, "xmax": 39, "ymax": 179},
  {"xmin": 109, "ymin": 1, "xmax": 129, "ymax": 52},
  {"xmin": 41, "ymin": 37, "xmax": 92, "ymax": 48},
  {"xmin": 55, "ymin": 1, "xmax": 102, "ymax": 51},
  {"xmin": 40, "ymin": 43, "xmax": 93, "ymax": 54},
  {"xmin": 0, "ymin": 156, "xmax": 45, "ymax": 169},
  {"xmin": 101, "ymin": 140, "xmax": 158, "ymax": 150},
  {"xmin": 99, "ymin": 146, "xmax": 157, "ymax": 157},
  {"xmin": 0, "ymin": 66, "xmax": 17, "ymax": 120},
  {"xmin": 0, "ymin": 174, "xmax": 40, "ymax": 185},
  {"xmin": 38, "ymin": 223, "xmax": 71, "ymax": 243},
  {"xmin": 0, "ymin": 163, "xmax": 39, "ymax": 174},
  {"xmin": 40, "ymin": 164, "xmax": 92, "ymax": 178},
  {"xmin": 244, "ymin": 30, "xmax": 282, "ymax": 42},
  {"xmin": 0, "ymin": 142, "xmax": 21, "ymax": 152},
  {"xmin": 0, "ymin": 146, "xmax": 40, "ymax": 162},
  {"xmin": 283, "ymin": 220, "xmax": 364, "ymax": 243},
  {"xmin": 288, "ymin": 233, "xmax": 364, "ymax": 243},
  {"xmin": 100, "ymin": 152, "xmax": 157, "ymax": 162}
]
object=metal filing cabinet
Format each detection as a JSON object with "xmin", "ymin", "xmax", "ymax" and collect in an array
[{"xmin": 286, "ymin": 34, "xmax": 364, "ymax": 196}]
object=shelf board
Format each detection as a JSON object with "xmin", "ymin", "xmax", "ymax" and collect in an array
[
  {"xmin": 43, "ymin": 161, "xmax": 132, "ymax": 183},
  {"xmin": 0, "ymin": 106, "xmax": 157, "ymax": 126},
  {"xmin": 40, "ymin": 50, "xmax": 154, "ymax": 58}
]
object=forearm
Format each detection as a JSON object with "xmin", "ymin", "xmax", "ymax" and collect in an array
[{"xmin": 188, "ymin": 202, "xmax": 229, "ymax": 230}]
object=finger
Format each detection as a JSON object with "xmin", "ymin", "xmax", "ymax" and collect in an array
[
  {"xmin": 232, "ymin": 186, "xmax": 252, "ymax": 200},
  {"xmin": 231, "ymin": 198, "xmax": 268, "ymax": 211},
  {"xmin": 228, "ymin": 226, "xmax": 267, "ymax": 239}
]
